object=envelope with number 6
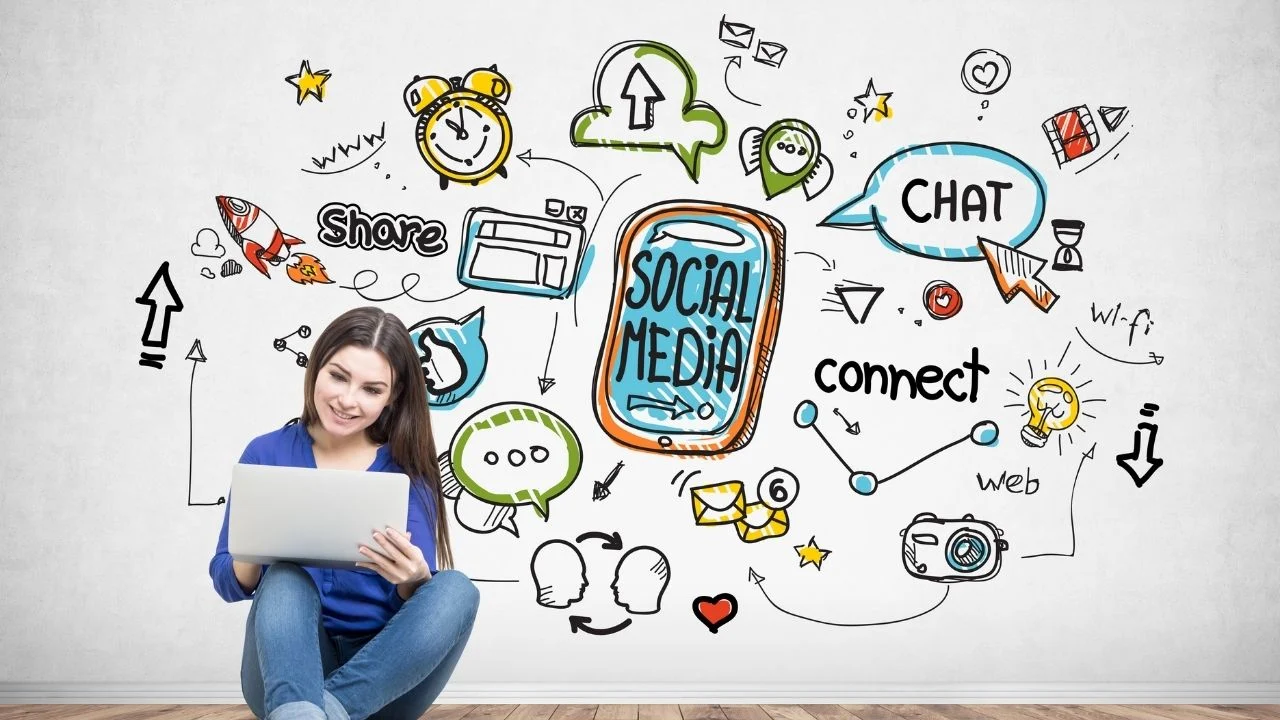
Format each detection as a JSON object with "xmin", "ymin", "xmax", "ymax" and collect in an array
[{"xmin": 734, "ymin": 501, "xmax": 789, "ymax": 543}]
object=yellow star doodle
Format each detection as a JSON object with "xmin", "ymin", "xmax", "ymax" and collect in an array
[
  {"xmin": 286, "ymin": 60, "xmax": 331, "ymax": 105},
  {"xmin": 794, "ymin": 535, "xmax": 831, "ymax": 570},
  {"xmin": 853, "ymin": 78, "xmax": 893, "ymax": 123}
]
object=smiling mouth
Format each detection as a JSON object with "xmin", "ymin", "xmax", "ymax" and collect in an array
[
  {"xmin": 433, "ymin": 134, "xmax": 490, "ymax": 165},
  {"xmin": 331, "ymin": 406, "xmax": 358, "ymax": 421}
]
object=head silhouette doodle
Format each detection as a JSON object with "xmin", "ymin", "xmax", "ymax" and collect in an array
[
  {"xmin": 530, "ymin": 539, "xmax": 588, "ymax": 608},
  {"xmin": 611, "ymin": 545, "xmax": 670, "ymax": 614}
]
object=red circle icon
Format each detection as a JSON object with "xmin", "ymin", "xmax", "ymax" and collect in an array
[{"xmin": 923, "ymin": 280, "xmax": 963, "ymax": 320}]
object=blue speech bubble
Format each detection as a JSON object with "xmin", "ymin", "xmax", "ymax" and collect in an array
[{"xmin": 820, "ymin": 142, "xmax": 1046, "ymax": 261}]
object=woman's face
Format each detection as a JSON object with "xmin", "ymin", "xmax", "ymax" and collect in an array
[{"xmin": 313, "ymin": 344, "xmax": 395, "ymax": 441}]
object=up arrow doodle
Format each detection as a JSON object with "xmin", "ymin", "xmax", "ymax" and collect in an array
[
  {"xmin": 135, "ymin": 261, "xmax": 184, "ymax": 369},
  {"xmin": 186, "ymin": 339, "xmax": 225, "ymax": 507},
  {"xmin": 621, "ymin": 63, "xmax": 664, "ymax": 130},
  {"xmin": 538, "ymin": 312, "xmax": 558, "ymax": 395},
  {"xmin": 722, "ymin": 56, "xmax": 760, "ymax": 107},
  {"xmin": 626, "ymin": 394, "xmax": 695, "ymax": 419},
  {"xmin": 1116, "ymin": 403, "xmax": 1164, "ymax": 488},
  {"xmin": 1023, "ymin": 442, "xmax": 1096, "ymax": 559}
]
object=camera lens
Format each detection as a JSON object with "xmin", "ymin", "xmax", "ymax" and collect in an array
[{"xmin": 946, "ymin": 530, "xmax": 990, "ymax": 572}]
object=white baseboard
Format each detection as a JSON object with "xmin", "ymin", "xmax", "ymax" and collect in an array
[{"xmin": 0, "ymin": 682, "xmax": 1278, "ymax": 704}]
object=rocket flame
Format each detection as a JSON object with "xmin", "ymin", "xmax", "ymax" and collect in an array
[{"xmin": 287, "ymin": 254, "xmax": 334, "ymax": 285}]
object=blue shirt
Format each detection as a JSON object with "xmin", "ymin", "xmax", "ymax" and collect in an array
[{"xmin": 209, "ymin": 421, "xmax": 439, "ymax": 636}]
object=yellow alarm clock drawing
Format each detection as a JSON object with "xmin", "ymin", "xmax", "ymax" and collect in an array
[{"xmin": 404, "ymin": 66, "xmax": 513, "ymax": 190}]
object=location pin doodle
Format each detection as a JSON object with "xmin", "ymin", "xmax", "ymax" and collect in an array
[
  {"xmin": 739, "ymin": 119, "xmax": 834, "ymax": 200},
  {"xmin": 961, "ymin": 49, "xmax": 1011, "ymax": 121},
  {"xmin": 273, "ymin": 325, "xmax": 312, "ymax": 367}
]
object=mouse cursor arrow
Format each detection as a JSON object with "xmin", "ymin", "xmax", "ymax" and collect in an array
[{"xmin": 979, "ymin": 238, "xmax": 1059, "ymax": 313}]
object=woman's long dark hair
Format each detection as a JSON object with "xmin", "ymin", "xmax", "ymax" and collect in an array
[{"xmin": 298, "ymin": 306, "xmax": 454, "ymax": 569}]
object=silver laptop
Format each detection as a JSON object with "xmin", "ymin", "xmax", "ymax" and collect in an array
[{"xmin": 229, "ymin": 463, "xmax": 410, "ymax": 569}]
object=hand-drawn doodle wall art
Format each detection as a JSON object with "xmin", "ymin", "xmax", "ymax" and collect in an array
[
  {"xmin": 739, "ymin": 119, "xmax": 833, "ymax": 200},
  {"xmin": 446, "ymin": 401, "xmax": 582, "ymax": 521},
  {"xmin": 302, "ymin": 122, "xmax": 386, "ymax": 175},
  {"xmin": 135, "ymin": 261, "xmax": 183, "ymax": 369},
  {"xmin": 689, "ymin": 466, "xmax": 798, "ymax": 543},
  {"xmin": 1116, "ymin": 402, "xmax": 1164, "ymax": 488},
  {"xmin": 593, "ymin": 200, "xmax": 784, "ymax": 456},
  {"xmin": 456, "ymin": 203, "xmax": 587, "ymax": 298},
  {"xmin": 960, "ymin": 48, "xmax": 1011, "ymax": 121},
  {"xmin": 317, "ymin": 202, "xmax": 448, "ymax": 258},
  {"xmin": 571, "ymin": 41, "xmax": 727, "ymax": 182},
  {"xmin": 530, "ymin": 533, "xmax": 671, "ymax": 636},
  {"xmin": 215, "ymin": 196, "xmax": 305, "ymax": 279},
  {"xmin": 900, "ymin": 512, "xmax": 1008, "ymax": 583},
  {"xmin": 1004, "ymin": 343, "xmax": 1107, "ymax": 455},
  {"xmin": 407, "ymin": 308, "xmax": 488, "ymax": 409},
  {"xmin": 404, "ymin": 66, "xmax": 514, "ymax": 190},
  {"xmin": 285, "ymin": 59, "xmax": 330, "ymax": 105},
  {"xmin": 821, "ymin": 142, "xmax": 1047, "ymax": 262}
]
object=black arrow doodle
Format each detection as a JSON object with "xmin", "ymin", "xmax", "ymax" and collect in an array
[
  {"xmin": 722, "ymin": 56, "xmax": 761, "ymax": 107},
  {"xmin": 627, "ymin": 394, "xmax": 694, "ymax": 419},
  {"xmin": 1116, "ymin": 404, "xmax": 1164, "ymax": 488},
  {"xmin": 833, "ymin": 407, "xmax": 860, "ymax": 435},
  {"xmin": 794, "ymin": 250, "xmax": 834, "ymax": 271},
  {"xmin": 538, "ymin": 312, "xmax": 558, "ymax": 395},
  {"xmin": 186, "ymin": 340, "xmax": 225, "ymax": 507},
  {"xmin": 575, "ymin": 530, "xmax": 624, "ymax": 550},
  {"xmin": 747, "ymin": 568, "xmax": 949, "ymax": 627},
  {"xmin": 136, "ymin": 261, "xmax": 184, "ymax": 369},
  {"xmin": 1074, "ymin": 327, "xmax": 1164, "ymax": 366},
  {"xmin": 593, "ymin": 461, "xmax": 625, "ymax": 501},
  {"xmin": 569, "ymin": 615, "xmax": 633, "ymax": 636},
  {"xmin": 516, "ymin": 150, "xmax": 603, "ymax": 201},
  {"xmin": 1022, "ymin": 443, "xmax": 1096, "ymax": 559},
  {"xmin": 621, "ymin": 63, "xmax": 665, "ymax": 130}
]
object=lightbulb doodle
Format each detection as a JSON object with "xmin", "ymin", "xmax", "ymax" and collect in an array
[
  {"xmin": 407, "ymin": 308, "xmax": 488, "ymax": 409},
  {"xmin": 793, "ymin": 399, "xmax": 998, "ymax": 496},
  {"xmin": 1004, "ymin": 341, "xmax": 1107, "ymax": 456}
]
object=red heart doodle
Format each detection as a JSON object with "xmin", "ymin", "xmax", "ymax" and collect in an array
[{"xmin": 692, "ymin": 593, "xmax": 738, "ymax": 633}]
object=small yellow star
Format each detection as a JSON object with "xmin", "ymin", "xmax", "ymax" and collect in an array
[
  {"xmin": 794, "ymin": 535, "xmax": 831, "ymax": 570},
  {"xmin": 853, "ymin": 78, "xmax": 893, "ymax": 123},
  {"xmin": 286, "ymin": 59, "xmax": 331, "ymax": 105}
]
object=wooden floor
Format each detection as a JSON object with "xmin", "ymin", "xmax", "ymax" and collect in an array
[{"xmin": 0, "ymin": 704, "xmax": 1276, "ymax": 720}]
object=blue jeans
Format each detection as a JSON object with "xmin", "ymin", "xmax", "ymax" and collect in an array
[{"xmin": 241, "ymin": 563, "xmax": 479, "ymax": 720}]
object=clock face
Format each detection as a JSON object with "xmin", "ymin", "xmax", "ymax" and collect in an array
[{"xmin": 418, "ymin": 93, "xmax": 511, "ymax": 183}]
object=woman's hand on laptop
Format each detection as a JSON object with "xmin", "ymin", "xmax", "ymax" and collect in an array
[{"xmin": 356, "ymin": 526, "xmax": 432, "ymax": 599}]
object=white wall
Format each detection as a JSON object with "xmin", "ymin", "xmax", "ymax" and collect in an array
[{"xmin": 1, "ymin": 0, "xmax": 1277, "ymax": 704}]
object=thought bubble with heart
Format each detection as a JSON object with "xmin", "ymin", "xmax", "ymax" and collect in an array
[
  {"xmin": 692, "ymin": 592, "xmax": 738, "ymax": 633},
  {"xmin": 961, "ymin": 49, "xmax": 1012, "ymax": 95}
]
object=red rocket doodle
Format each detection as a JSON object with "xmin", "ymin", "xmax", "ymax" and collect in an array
[{"xmin": 215, "ymin": 196, "xmax": 304, "ymax": 278}]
